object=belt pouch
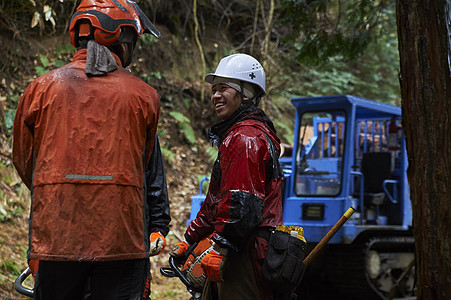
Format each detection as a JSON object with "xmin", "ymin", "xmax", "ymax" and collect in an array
[{"xmin": 261, "ymin": 230, "xmax": 306, "ymax": 293}]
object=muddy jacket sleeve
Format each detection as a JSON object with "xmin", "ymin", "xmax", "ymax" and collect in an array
[
  {"xmin": 213, "ymin": 128, "xmax": 269, "ymax": 251},
  {"xmin": 145, "ymin": 135, "xmax": 171, "ymax": 236},
  {"xmin": 13, "ymin": 84, "xmax": 38, "ymax": 190}
]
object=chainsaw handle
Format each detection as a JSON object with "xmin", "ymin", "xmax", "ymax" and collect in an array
[
  {"xmin": 159, "ymin": 265, "xmax": 178, "ymax": 278},
  {"xmin": 14, "ymin": 267, "xmax": 34, "ymax": 297},
  {"xmin": 160, "ymin": 253, "xmax": 189, "ymax": 278},
  {"xmin": 160, "ymin": 256, "xmax": 202, "ymax": 292}
]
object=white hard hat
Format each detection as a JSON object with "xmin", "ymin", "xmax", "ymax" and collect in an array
[{"xmin": 205, "ymin": 53, "xmax": 266, "ymax": 97}]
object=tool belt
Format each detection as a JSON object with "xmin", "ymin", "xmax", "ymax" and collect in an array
[{"xmin": 258, "ymin": 225, "xmax": 307, "ymax": 294}]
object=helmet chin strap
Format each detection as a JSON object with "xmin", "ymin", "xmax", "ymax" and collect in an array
[{"xmin": 240, "ymin": 81, "xmax": 246, "ymax": 102}]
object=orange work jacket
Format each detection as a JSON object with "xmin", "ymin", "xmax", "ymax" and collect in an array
[{"xmin": 13, "ymin": 49, "xmax": 162, "ymax": 261}]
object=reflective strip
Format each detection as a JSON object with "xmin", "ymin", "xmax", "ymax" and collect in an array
[{"xmin": 65, "ymin": 174, "xmax": 113, "ymax": 181}]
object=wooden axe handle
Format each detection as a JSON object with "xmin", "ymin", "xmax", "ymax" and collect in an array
[{"xmin": 303, "ymin": 207, "xmax": 356, "ymax": 266}]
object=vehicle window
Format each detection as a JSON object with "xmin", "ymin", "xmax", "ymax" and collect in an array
[{"xmin": 295, "ymin": 111, "xmax": 346, "ymax": 196}]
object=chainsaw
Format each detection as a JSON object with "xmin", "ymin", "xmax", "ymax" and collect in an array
[{"xmin": 160, "ymin": 234, "xmax": 214, "ymax": 300}]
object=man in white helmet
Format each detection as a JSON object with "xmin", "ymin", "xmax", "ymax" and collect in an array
[{"xmin": 170, "ymin": 54, "xmax": 285, "ymax": 299}]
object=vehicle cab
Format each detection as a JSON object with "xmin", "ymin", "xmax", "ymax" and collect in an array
[{"xmin": 281, "ymin": 95, "xmax": 412, "ymax": 244}]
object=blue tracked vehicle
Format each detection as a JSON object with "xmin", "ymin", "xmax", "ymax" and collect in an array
[{"xmin": 189, "ymin": 95, "xmax": 415, "ymax": 299}]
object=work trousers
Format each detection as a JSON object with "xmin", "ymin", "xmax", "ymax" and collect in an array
[
  {"xmin": 201, "ymin": 239, "xmax": 272, "ymax": 300},
  {"xmin": 34, "ymin": 259, "xmax": 149, "ymax": 300}
]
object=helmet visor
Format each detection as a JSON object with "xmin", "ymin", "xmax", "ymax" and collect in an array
[{"xmin": 128, "ymin": 1, "xmax": 161, "ymax": 39}]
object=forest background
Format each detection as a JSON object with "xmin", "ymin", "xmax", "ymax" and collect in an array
[{"xmin": 0, "ymin": 0, "xmax": 401, "ymax": 299}]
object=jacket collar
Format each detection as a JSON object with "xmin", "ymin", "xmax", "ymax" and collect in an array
[{"xmin": 208, "ymin": 104, "xmax": 277, "ymax": 147}]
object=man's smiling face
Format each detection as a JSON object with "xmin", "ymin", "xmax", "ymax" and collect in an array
[{"xmin": 210, "ymin": 83, "xmax": 242, "ymax": 120}]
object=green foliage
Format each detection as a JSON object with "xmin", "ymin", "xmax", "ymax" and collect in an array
[
  {"xmin": 183, "ymin": 98, "xmax": 191, "ymax": 110},
  {"xmin": 0, "ymin": 192, "xmax": 26, "ymax": 223},
  {"xmin": 39, "ymin": 54, "xmax": 49, "ymax": 68},
  {"xmin": 34, "ymin": 43, "xmax": 74, "ymax": 76},
  {"xmin": 273, "ymin": 12, "xmax": 401, "ymax": 105},
  {"xmin": 170, "ymin": 111, "xmax": 190, "ymax": 123},
  {"xmin": 179, "ymin": 122, "xmax": 196, "ymax": 144},
  {"xmin": 55, "ymin": 43, "xmax": 75, "ymax": 55},
  {"xmin": 35, "ymin": 53, "xmax": 50, "ymax": 76},
  {"xmin": 205, "ymin": 146, "xmax": 218, "ymax": 162},
  {"xmin": 160, "ymin": 147, "xmax": 175, "ymax": 166},
  {"xmin": 280, "ymin": 0, "xmax": 394, "ymax": 65},
  {"xmin": 169, "ymin": 111, "xmax": 196, "ymax": 144},
  {"xmin": 276, "ymin": 58, "xmax": 399, "ymax": 105},
  {"xmin": 1, "ymin": 259, "xmax": 20, "ymax": 276},
  {"xmin": 138, "ymin": 34, "xmax": 159, "ymax": 51},
  {"xmin": 2, "ymin": 92, "xmax": 20, "ymax": 136},
  {"xmin": 142, "ymin": 72, "xmax": 164, "ymax": 82},
  {"xmin": 1, "ymin": 0, "xmax": 80, "ymax": 36},
  {"xmin": 0, "ymin": 163, "xmax": 28, "ymax": 223},
  {"xmin": 3, "ymin": 108, "xmax": 16, "ymax": 134},
  {"xmin": 274, "ymin": 120, "xmax": 294, "ymax": 144},
  {"xmin": 158, "ymin": 128, "xmax": 166, "ymax": 136}
]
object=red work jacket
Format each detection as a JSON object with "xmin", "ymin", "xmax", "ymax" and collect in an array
[
  {"xmin": 186, "ymin": 109, "xmax": 283, "ymax": 253},
  {"xmin": 13, "ymin": 49, "xmax": 163, "ymax": 261}
]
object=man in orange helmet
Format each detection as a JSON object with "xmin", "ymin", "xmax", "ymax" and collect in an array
[{"xmin": 13, "ymin": 1, "xmax": 170, "ymax": 299}]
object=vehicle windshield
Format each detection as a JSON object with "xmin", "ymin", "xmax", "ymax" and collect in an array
[{"xmin": 295, "ymin": 111, "xmax": 346, "ymax": 196}]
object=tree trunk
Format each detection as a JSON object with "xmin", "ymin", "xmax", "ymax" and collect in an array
[{"xmin": 396, "ymin": 1, "xmax": 451, "ymax": 299}]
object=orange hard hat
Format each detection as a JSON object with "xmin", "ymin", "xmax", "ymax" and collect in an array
[{"xmin": 69, "ymin": 0, "xmax": 160, "ymax": 47}]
